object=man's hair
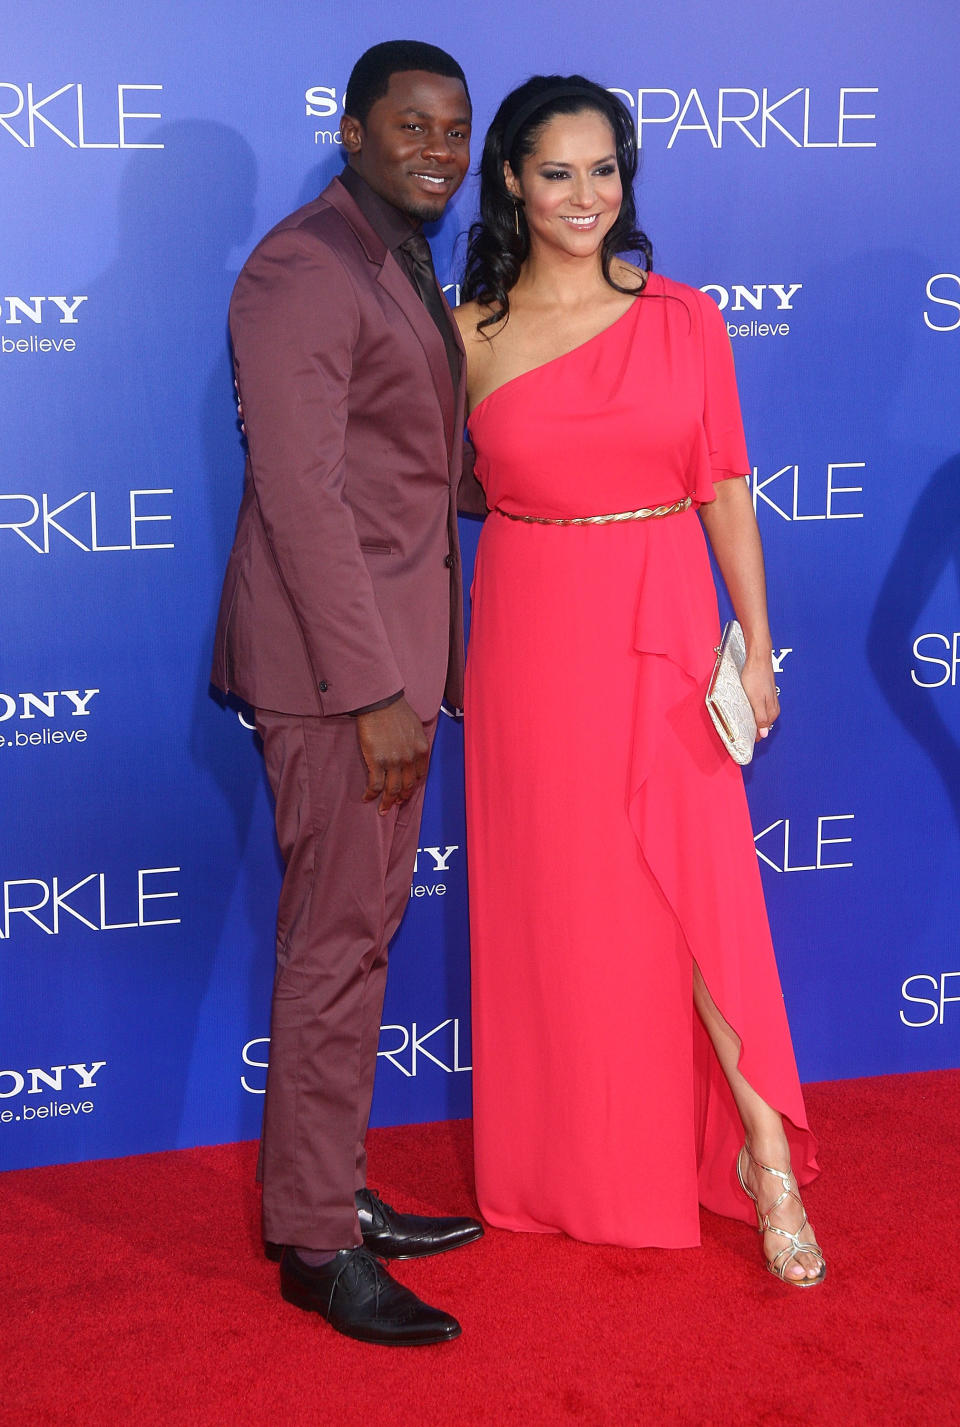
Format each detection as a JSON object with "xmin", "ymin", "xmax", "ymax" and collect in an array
[{"xmin": 343, "ymin": 40, "xmax": 469, "ymax": 125}]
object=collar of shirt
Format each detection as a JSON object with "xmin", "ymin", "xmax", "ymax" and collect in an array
[{"xmin": 338, "ymin": 164, "xmax": 420, "ymax": 254}]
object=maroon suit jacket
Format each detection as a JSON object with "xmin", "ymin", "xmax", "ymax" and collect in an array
[{"xmin": 211, "ymin": 175, "xmax": 485, "ymax": 720}]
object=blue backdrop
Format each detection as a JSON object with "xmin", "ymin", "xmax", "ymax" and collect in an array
[{"xmin": 2, "ymin": 0, "xmax": 958, "ymax": 1171}]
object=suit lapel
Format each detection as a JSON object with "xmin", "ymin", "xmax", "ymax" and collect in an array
[{"xmin": 323, "ymin": 178, "xmax": 457, "ymax": 454}]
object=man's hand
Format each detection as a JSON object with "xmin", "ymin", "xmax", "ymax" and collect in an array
[{"xmin": 356, "ymin": 697, "xmax": 430, "ymax": 814}]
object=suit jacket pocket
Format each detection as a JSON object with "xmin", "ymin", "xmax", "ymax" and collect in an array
[{"xmin": 359, "ymin": 540, "xmax": 393, "ymax": 555}]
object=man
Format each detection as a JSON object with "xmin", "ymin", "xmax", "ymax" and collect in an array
[{"xmin": 212, "ymin": 40, "xmax": 486, "ymax": 1346}]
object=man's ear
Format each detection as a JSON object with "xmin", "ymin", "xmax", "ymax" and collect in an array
[{"xmin": 340, "ymin": 114, "xmax": 363, "ymax": 154}]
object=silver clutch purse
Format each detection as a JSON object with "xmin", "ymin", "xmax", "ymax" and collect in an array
[{"xmin": 705, "ymin": 620, "xmax": 757, "ymax": 765}]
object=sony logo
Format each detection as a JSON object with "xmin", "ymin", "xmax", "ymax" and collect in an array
[
  {"xmin": 0, "ymin": 690, "xmax": 99, "ymax": 721},
  {"xmin": 304, "ymin": 85, "xmax": 343, "ymax": 118},
  {"xmin": 0, "ymin": 1062, "xmax": 106, "ymax": 1098},
  {"xmin": 701, "ymin": 283, "xmax": 801, "ymax": 312},
  {"xmin": 2, "ymin": 296, "xmax": 87, "ymax": 325}
]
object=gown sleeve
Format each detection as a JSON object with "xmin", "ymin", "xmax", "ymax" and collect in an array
[{"xmin": 696, "ymin": 289, "xmax": 751, "ymax": 492}]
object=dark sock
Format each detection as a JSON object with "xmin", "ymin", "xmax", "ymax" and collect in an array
[{"xmin": 293, "ymin": 1247, "xmax": 341, "ymax": 1268}]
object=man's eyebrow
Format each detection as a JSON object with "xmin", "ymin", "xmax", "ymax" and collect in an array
[{"xmin": 400, "ymin": 107, "xmax": 471, "ymax": 123}]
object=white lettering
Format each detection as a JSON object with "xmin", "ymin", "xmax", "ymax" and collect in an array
[
  {"xmin": 130, "ymin": 488, "xmax": 174, "ymax": 549},
  {"xmin": 826, "ymin": 462, "xmax": 865, "ymax": 519},
  {"xmin": 924, "ymin": 274, "xmax": 960, "ymax": 333},
  {"xmin": 911, "ymin": 632, "xmax": 960, "ymax": 688},
  {"xmin": 138, "ymin": 867, "xmax": 181, "ymax": 926},
  {"xmin": 669, "ymin": 88, "xmax": 717, "ymax": 148},
  {"xmin": 76, "ymin": 82, "xmax": 117, "ymax": 149},
  {"xmin": 377, "ymin": 1025, "xmax": 412, "ymax": 1077},
  {"xmin": 0, "ymin": 1071, "xmax": 26, "ymax": 1098},
  {"xmin": 761, "ymin": 87, "xmax": 804, "ymax": 147},
  {"xmin": 5, "ymin": 296, "xmax": 44, "ymax": 325},
  {"xmin": 0, "ymin": 84, "xmax": 27, "ymax": 146},
  {"xmin": 900, "ymin": 974, "xmax": 960, "ymax": 1027},
  {"xmin": 419, "ymin": 845, "xmax": 459, "ymax": 873},
  {"xmin": 19, "ymin": 692, "xmax": 57, "ymax": 720},
  {"xmin": 241, "ymin": 1037, "xmax": 270, "ymax": 1094},
  {"xmin": 59, "ymin": 689, "xmax": 100, "ymax": 716},
  {"xmin": 52, "ymin": 874, "xmax": 100, "ymax": 933},
  {"xmin": 0, "ymin": 490, "xmax": 174, "ymax": 553},
  {"xmin": 754, "ymin": 815, "xmax": 854, "ymax": 872},
  {"xmin": 68, "ymin": 1061, "xmax": 107, "ymax": 1090},
  {"xmin": 751, "ymin": 463, "xmax": 865, "ymax": 522},
  {"xmin": 731, "ymin": 285, "xmax": 764, "ymax": 313},
  {"xmin": 3, "ymin": 879, "xmax": 51, "ymax": 937},
  {"xmin": 0, "ymin": 83, "xmax": 163, "ymax": 148},
  {"xmin": 900, "ymin": 975, "xmax": 939, "ymax": 1027},
  {"xmin": 768, "ymin": 283, "xmax": 802, "ymax": 309},
  {"xmin": 376, "ymin": 1019, "xmax": 472, "ymax": 1076},
  {"xmin": 0, "ymin": 869, "xmax": 180, "ymax": 936},
  {"xmin": 117, "ymin": 85, "xmax": 163, "ymax": 148},
  {"xmin": 27, "ymin": 83, "xmax": 77, "ymax": 147},
  {"xmin": 27, "ymin": 1067, "xmax": 66, "ymax": 1094},
  {"xmin": 305, "ymin": 85, "xmax": 339, "ymax": 118},
  {"xmin": 46, "ymin": 295, "xmax": 88, "ymax": 323},
  {"xmin": 717, "ymin": 88, "xmax": 760, "ymax": 147},
  {"xmin": 635, "ymin": 88, "xmax": 680, "ymax": 146},
  {"xmin": 838, "ymin": 87, "xmax": 878, "ymax": 147}
]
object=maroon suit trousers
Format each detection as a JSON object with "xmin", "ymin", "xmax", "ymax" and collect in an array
[{"xmin": 255, "ymin": 709, "xmax": 436, "ymax": 1250}]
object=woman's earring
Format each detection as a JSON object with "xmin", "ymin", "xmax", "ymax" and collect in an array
[{"xmin": 514, "ymin": 202, "xmax": 521, "ymax": 237}]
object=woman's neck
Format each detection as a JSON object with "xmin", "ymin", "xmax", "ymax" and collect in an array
[{"xmin": 513, "ymin": 245, "xmax": 613, "ymax": 310}]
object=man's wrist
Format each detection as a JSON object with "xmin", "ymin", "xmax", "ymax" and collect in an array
[{"xmin": 349, "ymin": 690, "xmax": 404, "ymax": 717}]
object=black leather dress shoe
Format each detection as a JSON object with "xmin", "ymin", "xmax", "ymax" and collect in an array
[
  {"xmin": 279, "ymin": 1247, "xmax": 461, "ymax": 1346},
  {"xmin": 356, "ymin": 1188, "xmax": 484, "ymax": 1260}
]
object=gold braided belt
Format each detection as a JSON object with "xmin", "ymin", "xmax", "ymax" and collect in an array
[{"xmin": 493, "ymin": 496, "xmax": 691, "ymax": 527}]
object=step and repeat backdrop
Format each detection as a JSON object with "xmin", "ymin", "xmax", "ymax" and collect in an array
[{"xmin": 2, "ymin": 1, "xmax": 957, "ymax": 1171}]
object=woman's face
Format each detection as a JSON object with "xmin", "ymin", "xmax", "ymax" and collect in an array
[{"xmin": 505, "ymin": 109, "xmax": 622, "ymax": 260}]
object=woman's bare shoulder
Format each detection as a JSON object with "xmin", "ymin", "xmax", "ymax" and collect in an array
[
  {"xmin": 454, "ymin": 298, "xmax": 506, "ymax": 344},
  {"xmin": 453, "ymin": 298, "xmax": 484, "ymax": 340}
]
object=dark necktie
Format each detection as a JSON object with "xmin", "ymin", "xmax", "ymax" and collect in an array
[{"xmin": 399, "ymin": 231, "xmax": 460, "ymax": 388}]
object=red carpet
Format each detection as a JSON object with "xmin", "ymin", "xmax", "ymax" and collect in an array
[{"xmin": 3, "ymin": 1070, "xmax": 959, "ymax": 1427}]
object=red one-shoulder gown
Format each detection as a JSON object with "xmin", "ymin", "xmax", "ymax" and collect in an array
[{"xmin": 464, "ymin": 273, "xmax": 818, "ymax": 1247}]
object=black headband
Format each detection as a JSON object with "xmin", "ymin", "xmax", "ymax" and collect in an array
[{"xmin": 502, "ymin": 85, "xmax": 605, "ymax": 159}]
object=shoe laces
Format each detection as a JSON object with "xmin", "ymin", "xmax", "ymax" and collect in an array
[
  {"xmin": 327, "ymin": 1247, "xmax": 385, "ymax": 1314},
  {"xmin": 363, "ymin": 1189, "xmax": 396, "ymax": 1223}
]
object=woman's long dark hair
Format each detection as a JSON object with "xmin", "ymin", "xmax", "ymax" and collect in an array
[{"xmin": 461, "ymin": 74, "xmax": 653, "ymax": 332}]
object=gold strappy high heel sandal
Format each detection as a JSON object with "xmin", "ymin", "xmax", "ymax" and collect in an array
[{"xmin": 737, "ymin": 1144, "xmax": 826, "ymax": 1287}]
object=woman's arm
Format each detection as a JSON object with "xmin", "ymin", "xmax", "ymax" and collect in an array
[{"xmin": 699, "ymin": 476, "xmax": 780, "ymax": 738}]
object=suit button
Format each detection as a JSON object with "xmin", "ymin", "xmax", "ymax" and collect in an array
[
  {"xmin": 444, "ymin": 553, "xmax": 455, "ymax": 568},
  {"xmin": 319, "ymin": 680, "xmax": 328, "ymax": 693}
]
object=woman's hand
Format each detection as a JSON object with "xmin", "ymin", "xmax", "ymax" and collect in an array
[{"xmin": 741, "ymin": 654, "xmax": 780, "ymax": 740}]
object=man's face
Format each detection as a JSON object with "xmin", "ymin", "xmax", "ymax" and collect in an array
[{"xmin": 341, "ymin": 69, "xmax": 471, "ymax": 223}]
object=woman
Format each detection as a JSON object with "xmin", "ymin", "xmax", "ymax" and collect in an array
[{"xmin": 454, "ymin": 75, "xmax": 825, "ymax": 1285}]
